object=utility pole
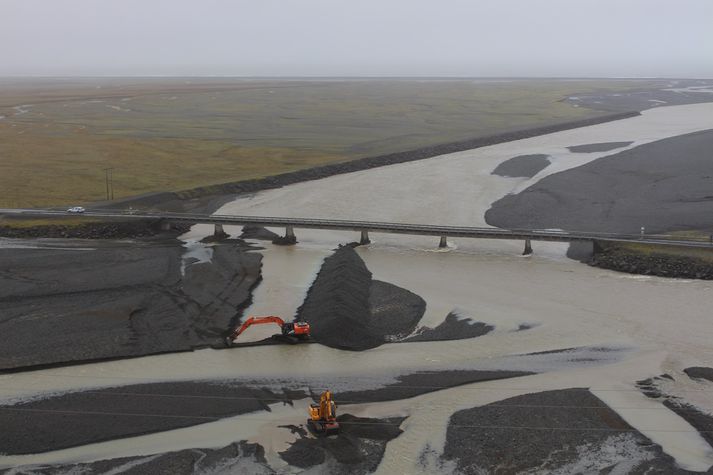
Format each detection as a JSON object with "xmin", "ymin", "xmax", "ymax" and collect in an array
[{"xmin": 103, "ymin": 167, "xmax": 114, "ymax": 201}]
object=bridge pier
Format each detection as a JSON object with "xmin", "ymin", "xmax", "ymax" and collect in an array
[
  {"xmin": 523, "ymin": 238, "xmax": 533, "ymax": 255},
  {"xmin": 439, "ymin": 236, "xmax": 448, "ymax": 248},
  {"xmin": 283, "ymin": 225, "xmax": 297, "ymax": 244},
  {"xmin": 160, "ymin": 220, "xmax": 171, "ymax": 231},
  {"xmin": 360, "ymin": 230, "xmax": 371, "ymax": 245},
  {"xmin": 213, "ymin": 224, "xmax": 228, "ymax": 238}
]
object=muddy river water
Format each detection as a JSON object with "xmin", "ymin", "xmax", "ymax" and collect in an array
[{"xmin": 3, "ymin": 103, "xmax": 713, "ymax": 473}]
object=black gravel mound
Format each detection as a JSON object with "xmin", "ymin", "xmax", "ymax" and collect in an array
[
  {"xmin": 0, "ymin": 241, "xmax": 261, "ymax": 371},
  {"xmin": 567, "ymin": 141, "xmax": 633, "ymax": 153},
  {"xmin": 279, "ymin": 414, "xmax": 405, "ymax": 473},
  {"xmin": 684, "ymin": 367, "xmax": 713, "ymax": 383},
  {"xmin": 441, "ymin": 388, "xmax": 692, "ymax": 474},
  {"xmin": 369, "ymin": 280, "xmax": 426, "ymax": 341},
  {"xmin": 491, "ymin": 154, "xmax": 550, "ymax": 178},
  {"xmin": 3, "ymin": 441, "xmax": 273, "ymax": 475},
  {"xmin": 403, "ymin": 313, "xmax": 493, "ymax": 342},
  {"xmin": 297, "ymin": 246, "xmax": 425, "ymax": 351},
  {"xmin": 486, "ymin": 129, "xmax": 713, "ymax": 234}
]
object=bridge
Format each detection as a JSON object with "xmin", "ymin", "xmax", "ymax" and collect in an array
[{"xmin": 2, "ymin": 208, "xmax": 711, "ymax": 255}]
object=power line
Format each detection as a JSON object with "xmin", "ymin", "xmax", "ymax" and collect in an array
[
  {"xmin": 2, "ymin": 372, "xmax": 711, "ymax": 394},
  {"xmin": 0, "ymin": 406, "xmax": 711, "ymax": 434},
  {"xmin": 1, "ymin": 387, "xmax": 711, "ymax": 413}
]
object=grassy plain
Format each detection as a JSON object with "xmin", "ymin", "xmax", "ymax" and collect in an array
[{"xmin": 0, "ymin": 78, "xmax": 663, "ymax": 208}]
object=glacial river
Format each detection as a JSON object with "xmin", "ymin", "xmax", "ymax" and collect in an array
[{"xmin": 3, "ymin": 103, "xmax": 713, "ymax": 473}]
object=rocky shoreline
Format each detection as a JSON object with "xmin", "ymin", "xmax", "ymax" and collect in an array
[
  {"xmin": 589, "ymin": 243, "xmax": 713, "ymax": 280},
  {"xmin": 0, "ymin": 219, "xmax": 191, "ymax": 240}
]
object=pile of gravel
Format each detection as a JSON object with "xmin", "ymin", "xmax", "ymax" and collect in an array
[{"xmin": 297, "ymin": 246, "xmax": 425, "ymax": 351}]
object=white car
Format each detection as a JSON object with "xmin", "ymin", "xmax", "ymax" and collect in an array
[{"xmin": 67, "ymin": 206, "xmax": 86, "ymax": 213}]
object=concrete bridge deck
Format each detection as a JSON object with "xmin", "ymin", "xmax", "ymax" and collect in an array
[{"xmin": 2, "ymin": 208, "xmax": 711, "ymax": 254}]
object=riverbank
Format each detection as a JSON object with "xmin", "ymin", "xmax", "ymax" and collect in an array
[
  {"xmin": 0, "ymin": 218, "xmax": 191, "ymax": 240},
  {"xmin": 0, "ymin": 238, "xmax": 262, "ymax": 372},
  {"xmin": 589, "ymin": 240, "xmax": 713, "ymax": 279}
]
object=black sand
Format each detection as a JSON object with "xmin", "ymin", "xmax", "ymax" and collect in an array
[
  {"xmin": 279, "ymin": 414, "xmax": 405, "ymax": 473},
  {"xmin": 2, "ymin": 441, "xmax": 273, "ymax": 475},
  {"xmin": 486, "ymin": 129, "xmax": 713, "ymax": 234},
  {"xmin": 684, "ymin": 367, "xmax": 713, "ymax": 383},
  {"xmin": 638, "ymin": 371, "xmax": 713, "ymax": 449},
  {"xmin": 339, "ymin": 370, "xmax": 532, "ymax": 403},
  {"xmin": 297, "ymin": 246, "xmax": 425, "ymax": 350},
  {"xmin": 441, "ymin": 388, "xmax": 694, "ymax": 474},
  {"xmin": 0, "ymin": 240, "xmax": 261, "ymax": 371},
  {"xmin": 403, "ymin": 313, "xmax": 493, "ymax": 342},
  {"xmin": 491, "ymin": 154, "xmax": 550, "ymax": 178},
  {"xmin": 0, "ymin": 381, "xmax": 294, "ymax": 455},
  {"xmin": 0, "ymin": 369, "xmax": 530, "ymax": 455},
  {"xmin": 567, "ymin": 141, "xmax": 633, "ymax": 153}
]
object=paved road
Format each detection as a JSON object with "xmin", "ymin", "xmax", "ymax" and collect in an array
[{"xmin": 1, "ymin": 208, "xmax": 711, "ymax": 248}]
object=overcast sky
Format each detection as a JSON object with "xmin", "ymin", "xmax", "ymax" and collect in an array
[{"xmin": 2, "ymin": 0, "xmax": 712, "ymax": 78}]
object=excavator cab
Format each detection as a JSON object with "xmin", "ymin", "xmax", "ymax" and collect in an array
[{"xmin": 308, "ymin": 390, "xmax": 340, "ymax": 435}]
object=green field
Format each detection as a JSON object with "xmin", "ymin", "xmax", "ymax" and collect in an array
[{"xmin": 0, "ymin": 78, "xmax": 663, "ymax": 208}]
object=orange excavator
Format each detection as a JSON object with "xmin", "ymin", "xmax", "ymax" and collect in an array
[
  {"xmin": 308, "ymin": 390, "xmax": 340, "ymax": 435},
  {"xmin": 225, "ymin": 315, "xmax": 311, "ymax": 346}
]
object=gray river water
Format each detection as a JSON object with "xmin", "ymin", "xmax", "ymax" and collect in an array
[{"xmin": 3, "ymin": 103, "xmax": 713, "ymax": 473}]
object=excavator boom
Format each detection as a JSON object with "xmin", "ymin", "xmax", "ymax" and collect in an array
[{"xmin": 226, "ymin": 315, "xmax": 311, "ymax": 345}]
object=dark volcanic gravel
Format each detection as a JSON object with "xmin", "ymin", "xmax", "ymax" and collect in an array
[
  {"xmin": 240, "ymin": 225, "xmax": 281, "ymax": 241},
  {"xmin": 684, "ymin": 367, "xmax": 713, "ymax": 383},
  {"xmin": 0, "ymin": 381, "xmax": 298, "ymax": 455},
  {"xmin": 491, "ymin": 154, "xmax": 550, "ymax": 178},
  {"xmin": 340, "ymin": 370, "xmax": 532, "ymax": 403},
  {"xmin": 297, "ymin": 246, "xmax": 425, "ymax": 350},
  {"xmin": 3, "ymin": 441, "xmax": 273, "ymax": 475},
  {"xmin": 441, "ymin": 388, "xmax": 694, "ymax": 474},
  {"xmin": 0, "ymin": 370, "xmax": 533, "ymax": 456},
  {"xmin": 638, "ymin": 371, "xmax": 713, "ymax": 450},
  {"xmin": 589, "ymin": 246, "xmax": 713, "ymax": 280},
  {"xmin": 403, "ymin": 312, "xmax": 493, "ymax": 342},
  {"xmin": 0, "ymin": 219, "xmax": 190, "ymax": 240},
  {"xmin": 280, "ymin": 414, "xmax": 405, "ymax": 473},
  {"xmin": 0, "ymin": 240, "xmax": 261, "ymax": 371},
  {"xmin": 486, "ymin": 129, "xmax": 713, "ymax": 234},
  {"xmin": 566, "ymin": 141, "xmax": 633, "ymax": 153}
]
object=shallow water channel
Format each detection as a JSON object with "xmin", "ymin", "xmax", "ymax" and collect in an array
[{"xmin": 3, "ymin": 103, "xmax": 713, "ymax": 472}]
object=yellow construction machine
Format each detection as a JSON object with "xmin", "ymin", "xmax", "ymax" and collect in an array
[{"xmin": 308, "ymin": 390, "xmax": 339, "ymax": 435}]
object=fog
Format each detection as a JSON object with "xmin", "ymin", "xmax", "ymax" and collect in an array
[{"xmin": 1, "ymin": 0, "xmax": 712, "ymax": 77}]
